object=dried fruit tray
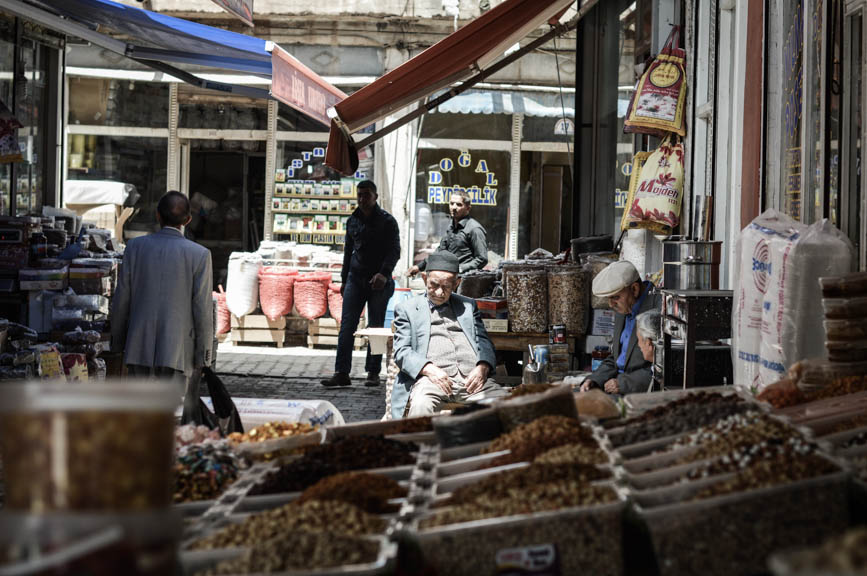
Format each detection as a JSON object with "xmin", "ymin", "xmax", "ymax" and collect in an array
[
  {"xmin": 623, "ymin": 385, "xmax": 741, "ymax": 416},
  {"xmin": 180, "ymin": 535, "xmax": 396, "ymax": 576},
  {"xmin": 232, "ymin": 428, "xmax": 326, "ymax": 459},
  {"xmin": 635, "ymin": 470, "xmax": 851, "ymax": 576},
  {"xmin": 413, "ymin": 499, "xmax": 626, "ymax": 576}
]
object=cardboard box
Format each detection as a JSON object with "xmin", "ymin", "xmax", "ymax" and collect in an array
[
  {"xmin": 482, "ymin": 318, "xmax": 509, "ymax": 333},
  {"xmin": 476, "ymin": 297, "xmax": 509, "ymax": 320},
  {"xmin": 20, "ymin": 267, "xmax": 68, "ymax": 291},
  {"xmin": 591, "ymin": 309, "xmax": 616, "ymax": 337}
]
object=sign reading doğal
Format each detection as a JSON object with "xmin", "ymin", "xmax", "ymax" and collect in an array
[{"xmin": 210, "ymin": 0, "xmax": 254, "ymax": 27}]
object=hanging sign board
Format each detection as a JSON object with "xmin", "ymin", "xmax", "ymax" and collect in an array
[
  {"xmin": 553, "ymin": 118, "xmax": 574, "ymax": 136},
  {"xmin": 210, "ymin": 0, "xmax": 254, "ymax": 27},
  {"xmin": 271, "ymin": 47, "xmax": 347, "ymax": 127}
]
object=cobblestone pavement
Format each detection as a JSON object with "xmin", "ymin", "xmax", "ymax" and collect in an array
[{"xmin": 210, "ymin": 342, "xmax": 386, "ymax": 423}]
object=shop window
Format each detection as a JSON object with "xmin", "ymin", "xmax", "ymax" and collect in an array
[
  {"xmin": 276, "ymin": 101, "xmax": 330, "ymax": 133},
  {"xmin": 421, "ymin": 113, "xmax": 511, "ymax": 141},
  {"xmin": 179, "ymin": 99, "xmax": 267, "ymax": 131},
  {"xmin": 15, "ymin": 38, "xmax": 49, "ymax": 216},
  {"xmin": 522, "ymin": 111, "xmax": 576, "ymax": 143},
  {"xmin": 413, "ymin": 148, "xmax": 510, "ymax": 267},
  {"xmin": 0, "ymin": 35, "xmax": 13, "ymax": 214},
  {"xmin": 69, "ymin": 77, "xmax": 169, "ymax": 128},
  {"xmin": 67, "ymin": 136, "xmax": 168, "ymax": 230}
]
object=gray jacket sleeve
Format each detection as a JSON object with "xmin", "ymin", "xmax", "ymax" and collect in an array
[
  {"xmin": 472, "ymin": 300, "xmax": 496, "ymax": 368},
  {"xmin": 587, "ymin": 355, "xmax": 618, "ymax": 388},
  {"xmin": 393, "ymin": 301, "xmax": 429, "ymax": 380},
  {"xmin": 616, "ymin": 366, "xmax": 654, "ymax": 394},
  {"xmin": 192, "ymin": 250, "xmax": 214, "ymax": 368},
  {"xmin": 110, "ymin": 244, "xmax": 133, "ymax": 355},
  {"xmin": 460, "ymin": 225, "xmax": 488, "ymax": 274}
]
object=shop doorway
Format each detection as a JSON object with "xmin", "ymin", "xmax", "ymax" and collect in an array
[{"xmin": 185, "ymin": 146, "xmax": 265, "ymax": 287}]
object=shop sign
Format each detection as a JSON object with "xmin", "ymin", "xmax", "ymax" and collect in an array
[
  {"xmin": 495, "ymin": 543, "xmax": 560, "ymax": 575},
  {"xmin": 210, "ymin": 0, "xmax": 254, "ymax": 27},
  {"xmin": 427, "ymin": 152, "xmax": 498, "ymax": 206},
  {"xmin": 553, "ymin": 118, "xmax": 574, "ymax": 136}
]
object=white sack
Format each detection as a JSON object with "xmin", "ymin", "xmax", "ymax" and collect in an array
[{"xmin": 226, "ymin": 252, "xmax": 262, "ymax": 318}]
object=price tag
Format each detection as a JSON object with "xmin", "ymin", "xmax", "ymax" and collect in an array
[{"xmin": 495, "ymin": 543, "xmax": 560, "ymax": 575}]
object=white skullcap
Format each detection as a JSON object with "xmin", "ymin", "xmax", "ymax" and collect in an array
[{"xmin": 592, "ymin": 261, "xmax": 640, "ymax": 298}]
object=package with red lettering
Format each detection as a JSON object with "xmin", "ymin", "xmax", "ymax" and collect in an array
[{"xmin": 623, "ymin": 137, "xmax": 684, "ymax": 234}]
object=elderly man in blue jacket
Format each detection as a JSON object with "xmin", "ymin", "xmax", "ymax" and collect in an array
[{"xmin": 391, "ymin": 251, "xmax": 505, "ymax": 418}]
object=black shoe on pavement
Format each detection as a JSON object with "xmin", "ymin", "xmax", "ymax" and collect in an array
[
  {"xmin": 321, "ymin": 372, "xmax": 352, "ymax": 387},
  {"xmin": 364, "ymin": 372, "xmax": 381, "ymax": 387}
]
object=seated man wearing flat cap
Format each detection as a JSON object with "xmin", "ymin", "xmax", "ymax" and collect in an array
[
  {"xmin": 581, "ymin": 260, "xmax": 661, "ymax": 395},
  {"xmin": 391, "ymin": 251, "xmax": 506, "ymax": 418}
]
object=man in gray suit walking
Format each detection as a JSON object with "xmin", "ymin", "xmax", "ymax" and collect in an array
[
  {"xmin": 111, "ymin": 191, "xmax": 213, "ymax": 392},
  {"xmin": 392, "ymin": 252, "xmax": 505, "ymax": 418}
]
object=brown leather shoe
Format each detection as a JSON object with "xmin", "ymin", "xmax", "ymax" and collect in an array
[{"xmin": 321, "ymin": 372, "xmax": 352, "ymax": 387}]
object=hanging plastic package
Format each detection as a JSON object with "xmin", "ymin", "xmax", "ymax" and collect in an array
[
  {"xmin": 225, "ymin": 252, "xmax": 262, "ymax": 318},
  {"xmin": 624, "ymin": 26, "xmax": 687, "ymax": 137},
  {"xmin": 624, "ymin": 137, "xmax": 684, "ymax": 235}
]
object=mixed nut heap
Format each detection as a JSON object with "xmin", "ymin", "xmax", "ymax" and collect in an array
[
  {"xmin": 251, "ymin": 436, "xmax": 416, "ymax": 495},
  {"xmin": 201, "ymin": 530, "xmax": 380, "ymax": 575},
  {"xmin": 226, "ymin": 421, "xmax": 316, "ymax": 444},
  {"xmin": 483, "ymin": 415, "xmax": 601, "ymax": 467},
  {"xmin": 612, "ymin": 393, "xmax": 751, "ymax": 446},
  {"xmin": 190, "ymin": 498, "xmax": 387, "ymax": 550},
  {"xmin": 670, "ymin": 411, "xmax": 802, "ymax": 463},
  {"xmin": 297, "ymin": 471, "xmax": 407, "ymax": 514},
  {"xmin": 174, "ymin": 442, "xmax": 245, "ymax": 503}
]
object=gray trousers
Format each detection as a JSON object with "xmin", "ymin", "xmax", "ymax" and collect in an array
[{"xmin": 408, "ymin": 376, "xmax": 507, "ymax": 416}]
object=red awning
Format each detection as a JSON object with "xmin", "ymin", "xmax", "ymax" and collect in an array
[
  {"xmin": 270, "ymin": 45, "xmax": 347, "ymax": 127},
  {"xmin": 325, "ymin": 0, "xmax": 590, "ymax": 174}
]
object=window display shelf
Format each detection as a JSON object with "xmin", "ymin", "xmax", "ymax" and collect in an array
[
  {"xmin": 272, "ymin": 194, "xmax": 357, "ymax": 200},
  {"xmin": 271, "ymin": 210, "xmax": 354, "ymax": 216}
]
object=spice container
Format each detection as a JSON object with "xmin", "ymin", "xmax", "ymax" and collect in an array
[
  {"xmin": 547, "ymin": 265, "xmax": 588, "ymax": 335},
  {"xmin": 0, "ymin": 381, "xmax": 177, "ymax": 512},
  {"xmin": 505, "ymin": 269, "xmax": 548, "ymax": 333}
]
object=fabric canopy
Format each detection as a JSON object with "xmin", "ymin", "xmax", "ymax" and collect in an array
[
  {"xmin": 1, "ymin": 0, "xmax": 345, "ymax": 125},
  {"xmin": 324, "ymin": 0, "xmax": 587, "ymax": 174},
  {"xmin": 433, "ymin": 90, "xmax": 574, "ymax": 117}
]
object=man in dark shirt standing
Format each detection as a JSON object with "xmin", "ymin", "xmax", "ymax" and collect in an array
[
  {"xmin": 407, "ymin": 190, "xmax": 488, "ymax": 277},
  {"xmin": 322, "ymin": 181, "xmax": 401, "ymax": 387}
]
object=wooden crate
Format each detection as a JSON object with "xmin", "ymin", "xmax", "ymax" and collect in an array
[
  {"xmin": 307, "ymin": 334, "xmax": 366, "ymax": 350},
  {"xmin": 233, "ymin": 328, "xmax": 288, "ymax": 348},
  {"xmin": 231, "ymin": 314, "xmax": 286, "ymax": 330}
]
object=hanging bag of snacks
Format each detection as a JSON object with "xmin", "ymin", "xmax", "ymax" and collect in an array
[
  {"xmin": 623, "ymin": 136, "xmax": 685, "ymax": 235},
  {"xmin": 624, "ymin": 26, "xmax": 687, "ymax": 137}
]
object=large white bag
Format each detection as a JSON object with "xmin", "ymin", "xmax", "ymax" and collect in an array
[
  {"xmin": 226, "ymin": 252, "xmax": 262, "ymax": 318},
  {"xmin": 732, "ymin": 210, "xmax": 854, "ymax": 392}
]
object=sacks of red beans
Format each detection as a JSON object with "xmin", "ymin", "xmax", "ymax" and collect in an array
[
  {"xmin": 259, "ymin": 266, "xmax": 299, "ymax": 320},
  {"xmin": 213, "ymin": 289, "xmax": 231, "ymax": 335},
  {"xmin": 327, "ymin": 283, "xmax": 343, "ymax": 323},
  {"xmin": 294, "ymin": 272, "xmax": 332, "ymax": 320}
]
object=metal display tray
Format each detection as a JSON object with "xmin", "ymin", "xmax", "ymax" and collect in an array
[
  {"xmin": 635, "ymin": 470, "xmax": 851, "ymax": 576},
  {"xmin": 181, "ymin": 536, "xmax": 397, "ymax": 576}
]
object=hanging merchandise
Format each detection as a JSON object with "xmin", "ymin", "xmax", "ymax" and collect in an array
[
  {"xmin": 624, "ymin": 26, "xmax": 687, "ymax": 137},
  {"xmin": 620, "ymin": 151, "xmax": 652, "ymax": 232},
  {"xmin": 0, "ymin": 101, "xmax": 22, "ymax": 164},
  {"xmin": 623, "ymin": 138, "xmax": 684, "ymax": 234}
]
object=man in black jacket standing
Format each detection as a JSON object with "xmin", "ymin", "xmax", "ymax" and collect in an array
[
  {"xmin": 406, "ymin": 190, "xmax": 488, "ymax": 277},
  {"xmin": 322, "ymin": 181, "xmax": 401, "ymax": 387}
]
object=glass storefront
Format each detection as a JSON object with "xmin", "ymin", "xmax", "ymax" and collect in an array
[{"xmin": 69, "ymin": 77, "xmax": 169, "ymax": 128}]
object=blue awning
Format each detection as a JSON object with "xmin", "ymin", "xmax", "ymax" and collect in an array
[
  {"xmin": 33, "ymin": 0, "xmax": 272, "ymax": 75},
  {"xmin": 0, "ymin": 0, "xmax": 346, "ymax": 124}
]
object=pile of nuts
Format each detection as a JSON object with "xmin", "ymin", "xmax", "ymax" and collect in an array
[
  {"xmin": 484, "ymin": 416, "xmax": 596, "ymax": 466},
  {"xmin": 444, "ymin": 462, "xmax": 611, "ymax": 508},
  {"xmin": 756, "ymin": 381, "xmax": 806, "ymax": 409},
  {"xmin": 190, "ymin": 499, "xmax": 387, "ymax": 550},
  {"xmin": 0, "ymin": 411, "xmax": 174, "ymax": 511},
  {"xmin": 671, "ymin": 411, "xmax": 801, "ymax": 463},
  {"xmin": 508, "ymin": 383, "xmax": 554, "ymax": 398},
  {"xmin": 251, "ymin": 436, "xmax": 416, "ymax": 495},
  {"xmin": 423, "ymin": 478, "xmax": 616, "ymax": 529},
  {"xmin": 695, "ymin": 452, "xmax": 839, "ymax": 500},
  {"xmin": 173, "ymin": 442, "xmax": 244, "ymax": 503},
  {"xmin": 613, "ymin": 394, "xmax": 751, "ymax": 446},
  {"xmin": 298, "ymin": 472, "xmax": 406, "ymax": 514},
  {"xmin": 203, "ymin": 531, "xmax": 380, "ymax": 574},
  {"xmin": 686, "ymin": 436, "xmax": 819, "ymax": 481},
  {"xmin": 227, "ymin": 421, "xmax": 316, "ymax": 444},
  {"xmin": 534, "ymin": 442, "xmax": 610, "ymax": 467}
]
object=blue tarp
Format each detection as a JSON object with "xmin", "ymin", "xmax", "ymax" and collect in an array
[{"xmin": 35, "ymin": 0, "xmax": 272, "ymax": 75}]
